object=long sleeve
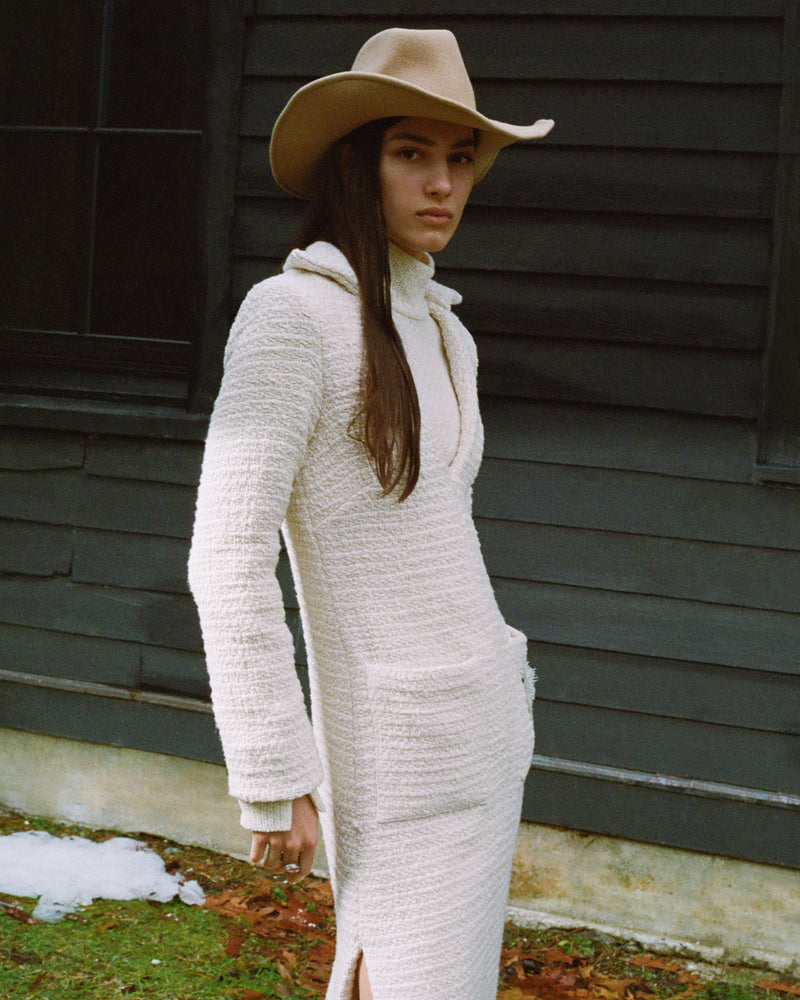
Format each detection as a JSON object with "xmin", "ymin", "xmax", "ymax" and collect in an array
[{"xmin": 188, "ymin": 279, "xmax": 326, "ymax": 819}]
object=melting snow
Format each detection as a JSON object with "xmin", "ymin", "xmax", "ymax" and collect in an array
[{"xmin": 0, "ymin": 830, "xmax": 206, "ymax": 922}]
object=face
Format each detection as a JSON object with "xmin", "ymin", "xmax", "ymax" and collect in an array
[{"xmin": 378, "ymin": 117, "xmax": 476, "ymax": 260}]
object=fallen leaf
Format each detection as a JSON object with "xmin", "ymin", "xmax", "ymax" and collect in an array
[
  {"xmin": 278, "ymin": 947, "xmax": 297, "ymax": 971},
  {"xmin": 629, "ymin": 954, "xmax": 682, "ymax": 973},
  {"xmin": 95, "ymin": 919, "xmax": 120, "ymax": 934},
  {"xmin": 545, "ymin": 948, "xmax": 582, "ymax": 966},
  {"xmin": 275, "ymin": 960, "xmax": 293, "ymax": 984},
  {"xmin": 307, "ymin": 940, "xmax": 335, "ymax": 964},
  {"xmin": 592, "ymin": 975, "xmax": 632, "ymax": 999},
  {"xmin": 3, "ymin": 949, "xmax": 37, "ymax": 965},
  {"xmin": 0, "ymin": 900, "xmax": 38, "ymax": 925},
  {"xmin": 673, "ymin": 987, "xmax": 706, "ymax": 1000},
  {"xmin": 757, "ymin": 982, "xmax": 800, "ymax": 996},
  {"xmin": 225, "ymin": 927, "xmax": 248, "ymax": 957}
]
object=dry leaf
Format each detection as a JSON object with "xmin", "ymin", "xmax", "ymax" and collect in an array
[
  {"xmin": 757, "ymin": 982, "xmax": 800, "ymax": 996},
  {"xmin": 545, "ymin": 948, "xmax": 581, "ymax": 966},
  {"xmin": 0, "ymin": 901, "xmax": 38, "ymax": 925},
  {"xmin": 630, "ymin": 955, "xmax": 682, "ymax": 973},
  {"xmin": 224, "ymin": 927, "xmax": 248, "ymax": 958},
  {"xmin": 275, "ymin": 960, "xmax": 293, "ymax": 983}
]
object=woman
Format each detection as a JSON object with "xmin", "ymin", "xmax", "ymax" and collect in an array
[{"xmin": 189, "ymin": 27, "xmax": 553, "ymax": 1000}]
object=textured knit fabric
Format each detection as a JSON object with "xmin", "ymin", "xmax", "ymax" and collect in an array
[
  {"xmin": 188, "ymin": 241, "xmax": 535, "ymax": 1000},
  {"xmin": 387, "ymin": 243, "xmax": 461, "ymax": 466}
]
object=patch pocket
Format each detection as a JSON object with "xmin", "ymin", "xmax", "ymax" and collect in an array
[{"xmin": 367, "ymin": 656, "xmax": 505, "ymax": 824}]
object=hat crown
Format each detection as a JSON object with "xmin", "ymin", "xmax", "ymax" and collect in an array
[{"xmin": 351, "ymin": 28, "xmax": 477, "ymax": 111}]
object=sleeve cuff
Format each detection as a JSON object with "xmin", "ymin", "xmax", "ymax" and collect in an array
[{"xmin": 238, "ymin": 798, "xmax": 293, "ymax": 832}]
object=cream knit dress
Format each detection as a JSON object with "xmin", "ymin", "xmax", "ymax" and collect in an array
[{"xmin": 188, "ymin": 241, "xmax": 535, "ymax": 1000}]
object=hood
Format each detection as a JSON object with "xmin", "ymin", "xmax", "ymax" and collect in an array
[{"xmin": 283, "ymin": 241, "xmax": 462, "ymax": 310}]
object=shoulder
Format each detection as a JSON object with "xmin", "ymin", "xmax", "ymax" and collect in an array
[
  {"xmin": 227, "ymin": 266, "xmax": 355, "ymax": 358},
  {"xmin": 238, "ymin": 266, "xmax": 351, "ymax": 327},
  {"xmin": 221, "ymin": 274, "xmax": 322, "ymax": 379}
]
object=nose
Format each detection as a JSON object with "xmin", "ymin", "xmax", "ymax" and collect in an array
[{"xmin": 425, "ymin": 158, "xmax": 452, "ymax": 198}]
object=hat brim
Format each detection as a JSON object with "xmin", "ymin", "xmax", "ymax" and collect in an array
[{"xmin": 270, "ymin": 72, "xmax": 554, "ymax": 198}]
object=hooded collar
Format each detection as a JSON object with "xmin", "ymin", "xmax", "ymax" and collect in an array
[
  {"xmin": 387, "ymin": 242, "xmax": 433, "ymax": 320},
  {"xmin": 284, "ymin": 240, "xmax": 481, "ymax": 487},
  {"xmin": 283, "ymin": 241, "xmax": 462, "ymax": 312}
]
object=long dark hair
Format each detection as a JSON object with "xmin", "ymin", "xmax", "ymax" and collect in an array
[{"xmin": 294, "ymin": 118, "xmax": 421, "ymax": 502}]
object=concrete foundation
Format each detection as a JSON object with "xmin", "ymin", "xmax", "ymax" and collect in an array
[
  {"xmin": 1, "ymin": 727, "xmax": 798, "ymax": 974},
  {"xmin": 509, "ymin": 825, "xmax": 800, "ymax": 974}
]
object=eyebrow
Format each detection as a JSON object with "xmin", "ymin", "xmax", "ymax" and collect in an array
[{"xmin": 386, "ymin": 131, "xmax": 476, "ymax": 150}]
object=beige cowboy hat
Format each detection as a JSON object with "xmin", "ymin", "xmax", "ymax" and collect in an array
[{"xmin": 270, "ymin": 27, "xmax": 554, "ymax": 198}]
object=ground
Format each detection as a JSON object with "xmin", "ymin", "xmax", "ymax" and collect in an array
[{"xmin": 1, "ymin": 805, "xmax": 798, "ymax": 1000}]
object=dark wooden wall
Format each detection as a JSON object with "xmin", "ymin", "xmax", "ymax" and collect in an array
[
  {"xmin": 232, "ymin": 1, "xmax": 800, "ymax": 867},
  {"xmin": 2, "ymin": 1, "xmax": 799, "ymax": 869},
  {"xmin": 0, "ymin": 419, "xmax": 305, "ymax": 762},
  {"xmin": 0, "ymin": 426, "xmax": 216, "ymax": 759}
]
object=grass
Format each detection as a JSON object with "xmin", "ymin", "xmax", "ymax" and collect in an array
[
  {"xmin": 2, "ymin": 807, "xmax": 799, "ymax": 1000},
  {"xmin": 2, "ymin": 898, "xmax": 299, "ymax": 1000}
]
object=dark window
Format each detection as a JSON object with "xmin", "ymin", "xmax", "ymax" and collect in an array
[{"xmin": 0, "ymin": 0, "xmax": 216, "ymax": 403}]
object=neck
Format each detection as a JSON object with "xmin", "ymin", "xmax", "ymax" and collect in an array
[{"xmin": 388, "ymin": 238, "xmax": 429, "ymax": 263}]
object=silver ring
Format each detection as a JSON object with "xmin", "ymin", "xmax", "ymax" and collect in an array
[{"xmin": 283, "ymin": 862, "xmax": 300, "ymax": 873}]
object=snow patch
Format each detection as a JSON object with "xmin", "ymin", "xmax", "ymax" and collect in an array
[{"xmin": 0, "ymin": 831, "xmax": 206, "ymax": 922}]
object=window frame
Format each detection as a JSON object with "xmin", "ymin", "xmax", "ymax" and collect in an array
[{"xmin": 0, "ymin": 1, "xmax": 246, "ymax": 425}]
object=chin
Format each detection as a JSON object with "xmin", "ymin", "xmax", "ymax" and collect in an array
[
  {"xmin": 390, "ymin": 229, "xmax": 453, "ymax": 259},
  {"xmin": 417, "ymin": 234, "xmax": 452, "ymax": 256}
]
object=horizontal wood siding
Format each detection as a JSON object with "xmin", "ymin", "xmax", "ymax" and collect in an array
[
  {"xmin": 227, "ymin": 5, "xmax": 800, "ymax": 868},
  {"xmin": 231, "ymin": 12, "xmax": 780, "ymax": 435},
  {"xmin": 0, "ymin": 429, "xmax": 208, "ymax": 699},
  {"xmin": 0, "ymin": 425, "xmax": 306, "ymax": 716},
  {"xmin": 2, "ymin": 3, "xmax": 798, "ymax": 872},
  {"xmin": 0, "ymin": 677, "xmax": 221, "ymax": 764},
  {"xmin": 254, "ymin": 2, "xmax": 785, "ymax": 17},
  {"xmin": 524, "ymin": 769, "xmax": 800, "ymax": 871}
]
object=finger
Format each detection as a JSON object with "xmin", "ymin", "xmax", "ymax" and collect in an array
[
  {"xmin": 290, "ymin": 841, "xmax": 315, "ymax": 883},
  {"xmin": 281, "ymin": 845, "xmax": 300, "ymax": 868},
  {"xmin": 263, "ymin": 837, "xmax": 285, "ymax": 872},
  {"xmin": 283, "ymin": 862, "xmax": 301, "ymax": 883},
  {"xmin": 250, "ymin": 832, "xmax": 268, "ymax": 865}
]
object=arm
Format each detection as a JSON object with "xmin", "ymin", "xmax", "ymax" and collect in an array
[{"xmin": 188, "ymin": 279, "xmax": 325, "ymax": 817}]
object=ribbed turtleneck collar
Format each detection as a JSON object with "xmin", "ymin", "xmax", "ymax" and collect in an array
[{"xmin": 388, "ymin": 242, "xmax": 435, "ymax": 320}]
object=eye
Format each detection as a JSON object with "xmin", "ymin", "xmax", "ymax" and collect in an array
[
  {"xmin": 397, "ymin": 147, "xmax": 422, "ymax": 161},
  {"xmin": 450, "ymin": 151, "xmax": 475, "ymax": 166}
]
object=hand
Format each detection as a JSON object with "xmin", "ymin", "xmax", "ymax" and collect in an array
[{"xmin": 250, "ymin": 794, "xmax": 319, "ymax": 883}]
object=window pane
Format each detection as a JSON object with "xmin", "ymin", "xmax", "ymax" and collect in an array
[
  {"xmin": 105, "ymin": 0, "xmax": 207, "ymax": 129},
  {"xmin": 0, "ymin": 133, "xmax": 91, "ymax": 331},
  {"xmin": 0, "ymin": 1, "xmax": 101, "ymax": 127},
  {"xmin": 90, "ymin": 133, "xmax": 202, "ymax": 342}
]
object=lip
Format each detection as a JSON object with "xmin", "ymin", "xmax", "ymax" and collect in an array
[{"xmin": 417, "ymin": 208, "xmax": 453, "ymax": 225}]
